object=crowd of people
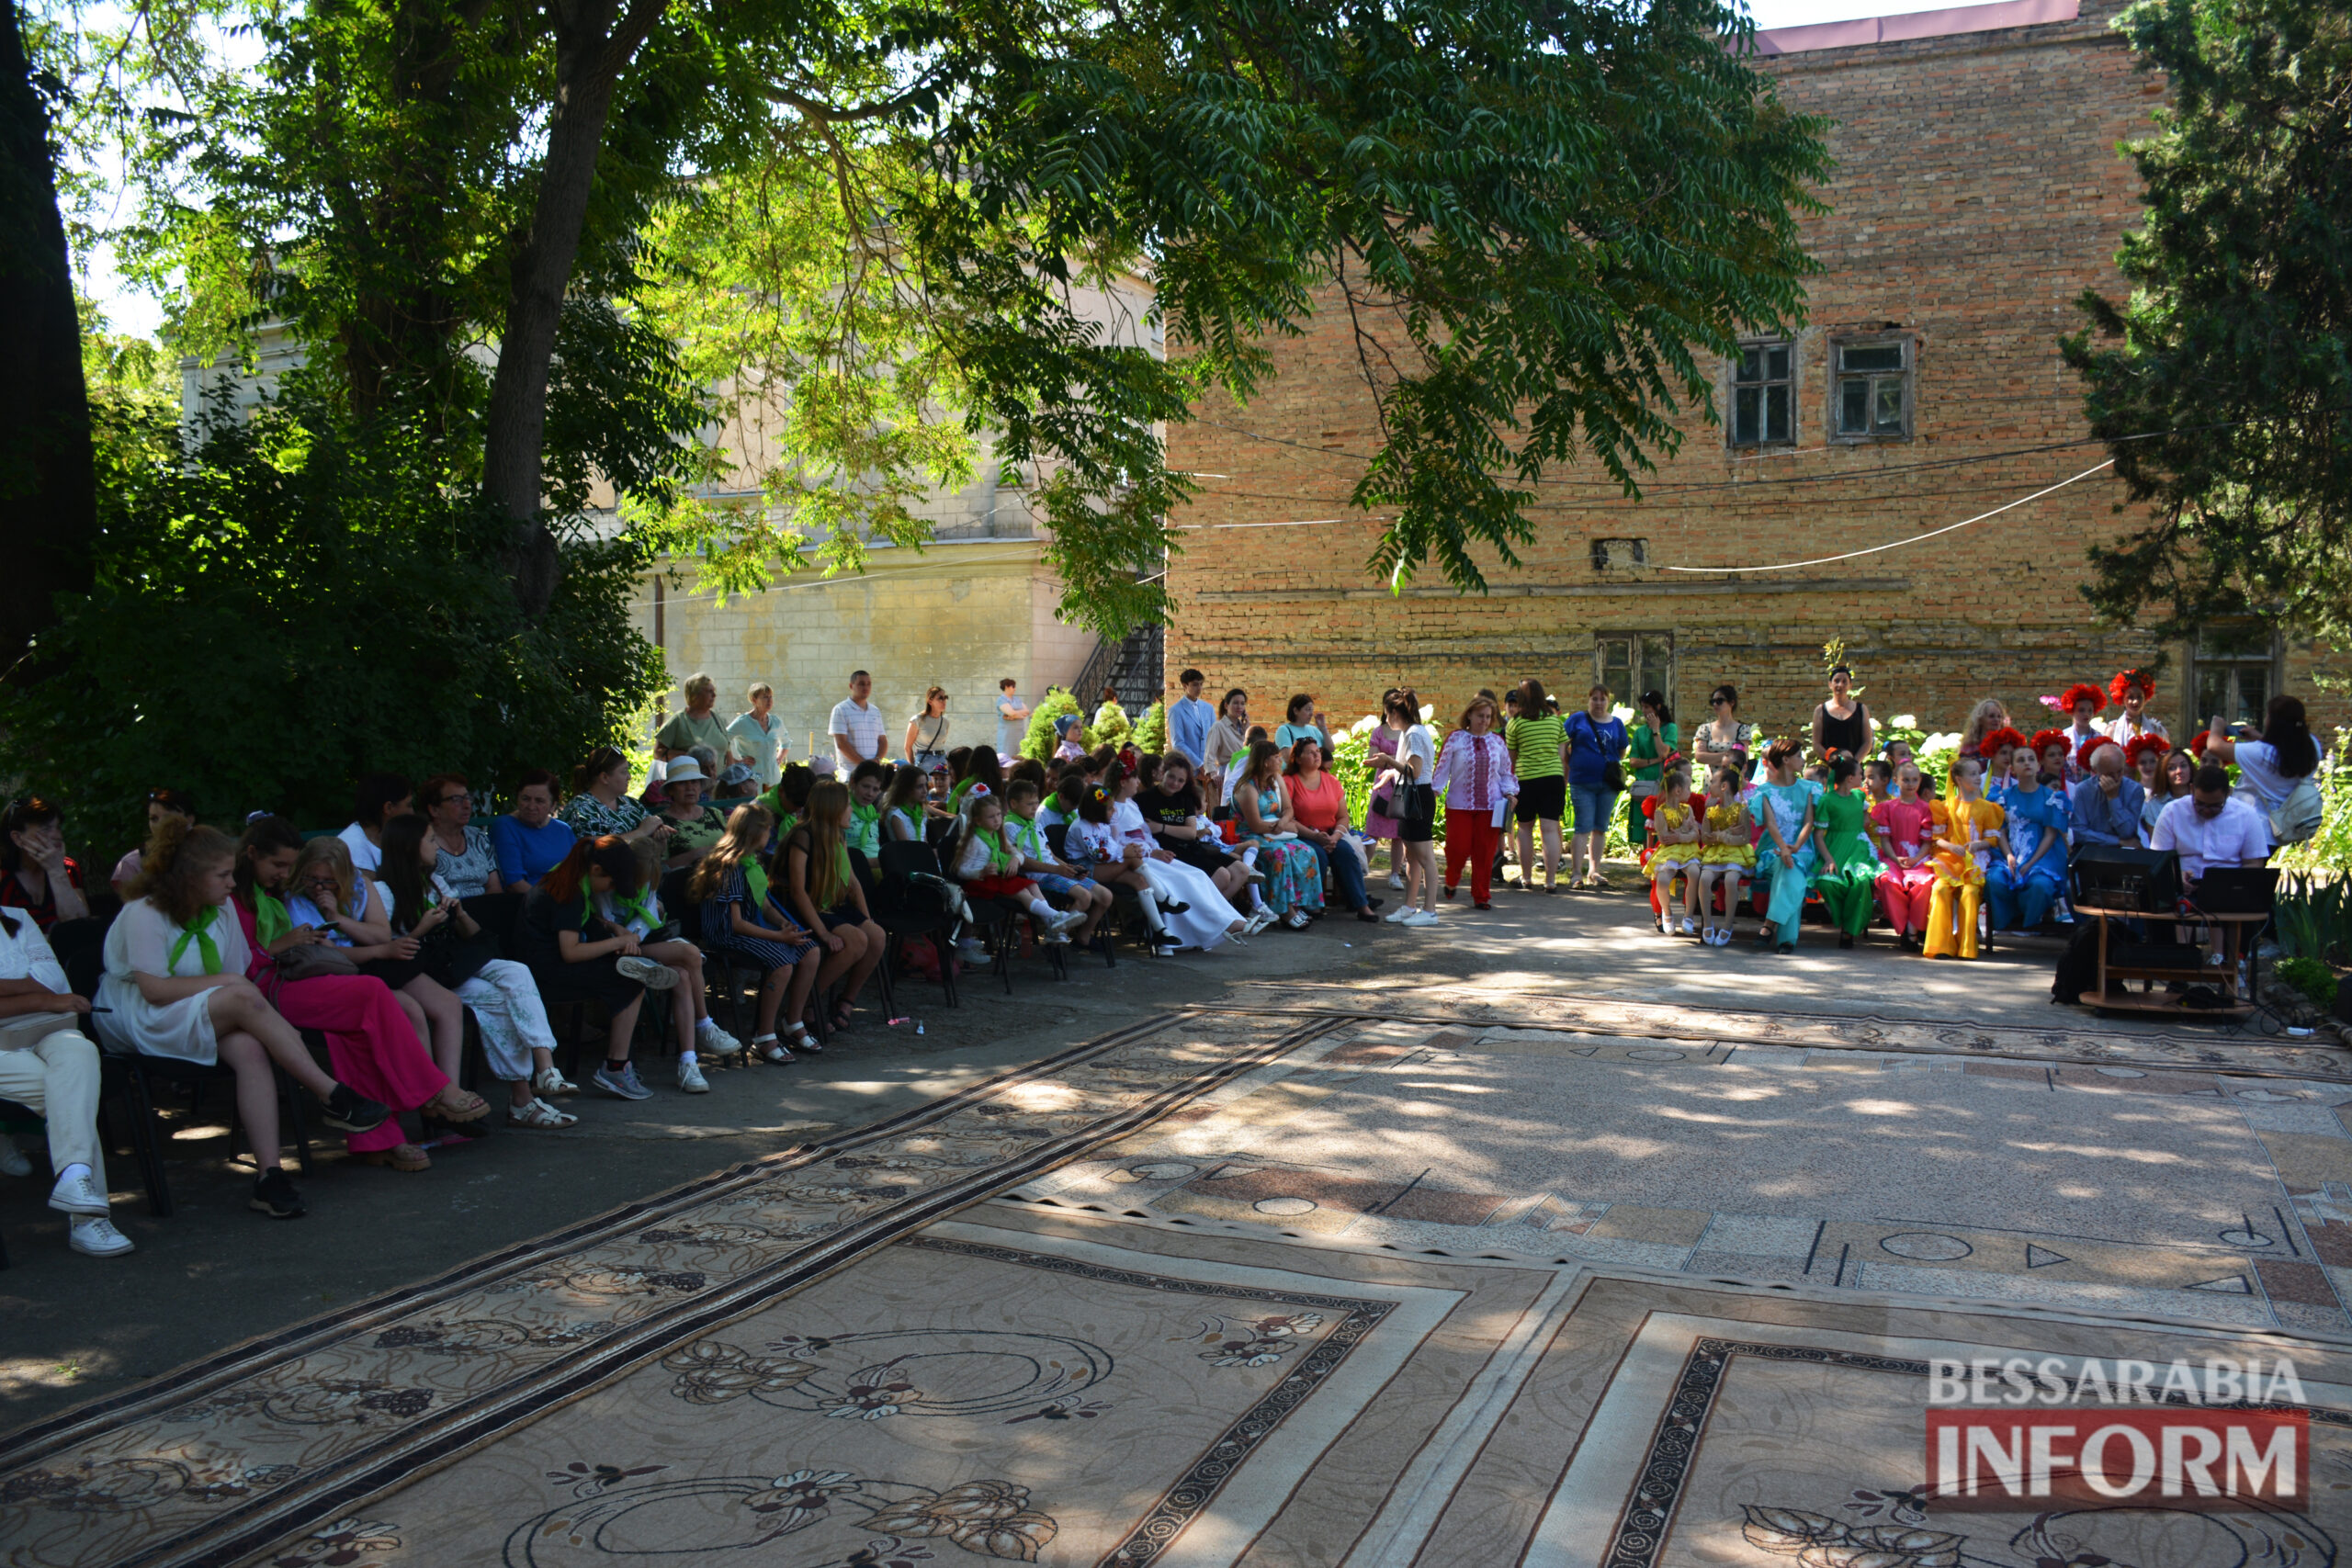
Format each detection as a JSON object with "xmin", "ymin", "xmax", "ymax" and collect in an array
[{"xmin": 0, "ymin": 662, "xmax": 2326, "ymax": 1261}]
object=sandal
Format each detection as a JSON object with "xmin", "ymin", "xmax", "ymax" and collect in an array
[
  {"xmin": 424, "ymin": 1087, "xmax": 491, "ymax": 1123},
  {"xmin": 507, "ymin": 1098, "xmax": 578, "ymax": 1130},
  {"xmin": 784, "ymin": 1023, "xmax": 821, "ymax": 1055},
  {"xmin": 355, "ymin": 1143, "xmax": 431, "ymax": 1172},
  {"xmin": 748, "ymin": 1035, "xmax": 796, "ymax": 1065}
]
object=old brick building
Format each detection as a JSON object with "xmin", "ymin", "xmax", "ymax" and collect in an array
[{"xmin": 1161, "ymin": 0, "xmax": 2344, "ymax": 743}]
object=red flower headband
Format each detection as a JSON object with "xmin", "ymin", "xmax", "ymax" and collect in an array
[
  {"xmin": 2060, "ymin": 682, "xmax": 2107, "ymax": 716},
  {"xmin": 2028, "ymin": 728, "xmax": 2072, "ymax": 759},
  {"xmin": 2123, "ymin": 733, "xmax": 2172, "ymax": 769},
  {"xmin": 2188, "ymin": 730, "xmax": 2212, "ymax": 758},
  {"xmin": 2109, "ymin": 669, "xmax": 2156, "ymax": 705},
  {"xmin": 1977, "ymin": 726, "xmax": 2030, "ymax": 760}
]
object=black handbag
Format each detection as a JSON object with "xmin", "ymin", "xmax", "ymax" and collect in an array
[
  {"xmin": 1397, "ymin": 782, "xmax": 1438, "ymax": 824},
  {"xmin": 419, "ymin": 919, "xmax": 502, "ymax": 987}
]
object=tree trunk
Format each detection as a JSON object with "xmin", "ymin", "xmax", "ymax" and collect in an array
[
  {"xmin": 482, "ymin": 0, "xmax": 655, "ymax": 619},
  {"xmin": 0, "ymin": 1, "xmax": 95, "ymax": 669}
]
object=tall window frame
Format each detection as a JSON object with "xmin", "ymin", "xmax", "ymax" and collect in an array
[
  {"xmin": 1828, "ymin": 333, "xmax": 1915, "ymax": 444},
  {"xmin": 2191, "ymin": 621, "xmax": 2281, "ymax": 728},
  {"xmin": 1593, "ymin": 631, "xmax": 1676, "ymax": 718},
  {"xmin": 1729, "ymin": 339, "xmax": 1795, "ymax": 449}
]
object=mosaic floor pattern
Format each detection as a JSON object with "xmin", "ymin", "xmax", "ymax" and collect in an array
[{"xmin": 6, "ymin": 1003, "xmax": 2351, "ymax": 1567}]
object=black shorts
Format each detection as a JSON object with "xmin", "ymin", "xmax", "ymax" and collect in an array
[
  {"xmin": 1515, "ymin": 774, "xmax": 1566, "ymax": 823},
  {"xmin": 1398, "ymin": 815, "xmax": 1435, "ymax": 844},
  {"xmin": 1164, "ymin": 838, "xmax": 1236, "ymax": 875},
  {"xmin": 818, "ymin": 905, "xmax": 865, "ymax": 931}
]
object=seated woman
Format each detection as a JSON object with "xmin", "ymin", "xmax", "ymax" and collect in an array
[
  {"xmin": 492, "ymin": 771, "xmax": 575, "ymax": 896},
  {"xmin": 1232, "ymin": 740, "xmax": 1326, "ymax": 929},
  {"xmin": 1002, "ymin": 777, "xmax": 1114, "ymax": 947},
  {"xmin": 1134, "ymin": 753, "xmax": 1252, "ymax": 906},
  {"xmin": 657, "ymin": 757, "xmax": 729, "ymax": 868},
  {"xmin": 1647, "ymin": 771, "xmax": 1703, "ymax": 937},
  {"xmin": 285, "ymin": 836, "xmax": 458, "ymax": 1080},
  {"xmin": 420, "ymin": 773, "xmax": 503, "ymax": 897},
  {"xmin": 378, "ymin": 815, "xmax": 580, "ymax": 1130},
  {"xmin": 879, "ymin": 763, "xmax": 931, "ymax": 844},
  {"xmin": 517, "ymin": 837, "xmax": 678, "ymax": 1101},
  {"xmin": 2206, "ymin": 694, "xmax": 2323, "ymax": 845},
  {"xmin": 1924, "ymin": 758, "xmax": 2005, "ymax": 960},
  {"xmin": 0, "ymin": 905, "xmax": 132, "ymax": 1257},
  {"xmin": 2126, "ymin": 735, "xmax": 2172, "ymax": 826},
  {"xmin": 1960, "ymin": 699, "xmax": 2015, "ymax": 763},
  {"xmin": 2142, "ymin": 743, "xmax": 2193, "ymax": 846},
  {"xmin": 0, "ymin": 797, "xmax": 90, "ymax": 933},
  {"xmin": 777, "ymin": 781, "xmax": 889, "ymax": 1033},
  {"xmin": 338, "ymin": 774, "xmax": 413, "ymax": 875},
  {"xmin": 689, "ymin": 804, "xmax": 822, "ymax": 1063},
  {"xmin": 101, "ymin": 818, "xmax": 395, "ymax": 1217},
  {"xmin": 111, "ymin": 787, "xmax": 196, "ymax": 898},
  {"xmin": 560, "ymin": 746, "xmax": 676, "ymax": 848},
  {"xmin": 1986, "ymin": 746, "xmax": 2068, "ymax": 931},
  {"xmin": 1690, "ymin": 765, "xmax": 1754, "ymax": 947},
  {"xmin": 1870, "ymin": 761, "xmax": 1939, "ymax": 952},
  {"xmin": 1109, "ymin": 763, "xmax": 1250, "ymax": 949},
  {"xmin": 1283, "ymin": 739, "xmax": 1379, "ymax": 923},
  {"xmin": 1809, "ymin": 755, "xmax": 1880, "ymax": 949},
  {"xmin": 846, "ymin": 761, "xmax": 889, "ymax": 876},
  {"xmin": 1063, "ymin": 784, "xmax": 1181, "ymax": 955},
  {"xmin": 1748, "ymin": 739, "xmax": 1820, "ymax": 955},
  {"xmin": 950, "ymin": 790, "xmax": 1089, "ymax": 943}
]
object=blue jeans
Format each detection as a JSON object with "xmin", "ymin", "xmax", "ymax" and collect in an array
[
  {"xmin": 1306, "ymin": 839, "xmax": 1370, "ymax": 910},
  {"xmin": 1570, "ymin": 784, "xmax": 1617, "ymax": 833}
]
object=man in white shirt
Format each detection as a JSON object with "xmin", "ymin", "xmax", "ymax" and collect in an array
[
  {"xmin": 995, "ymin": 677, "xmax": 1031, "ymax": 758},
  {"xmin": 725, "ymin": 682, "xmax": 787, "ymax": 788},
  {"xmin": 830, "ymin": 671, "xmax": 888, "ymax": 769},
  {"xmin": 0, "ymin": 911, "xmax": 133, "ymax": 1257},
  {"xmin": 2151, "ymin": 764, "xmax": 2272, "ymax": 883}
]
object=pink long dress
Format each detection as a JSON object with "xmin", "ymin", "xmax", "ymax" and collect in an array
[{"xmin": 1364, "ymin": 726, "xmax": 1404, "ymax": 840}]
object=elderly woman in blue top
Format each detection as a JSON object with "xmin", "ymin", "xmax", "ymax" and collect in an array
[
  {"xmin": 1986, "ymin": 744, "xmax": 2069, "ymax": 931},
  {"xmin": 1747, "ymin": 738, "xmax": 1820, "ymax": 953}
]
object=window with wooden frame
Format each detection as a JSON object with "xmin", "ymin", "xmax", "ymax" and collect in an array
[
  {"xmin": 1730, "ymin": 340, "xmax": 1794, "ymax": 448},
  {"xmin": 2191, "ymin": 621, "xmax": 2280, "ymax": 728},
  {"xmin": 1593, "ymin": 632, "xmax": 1675, "ymax": 716},
  {"xmin": 1830, "ymin": 334, "xmax": 1914, "ymax": 442}
]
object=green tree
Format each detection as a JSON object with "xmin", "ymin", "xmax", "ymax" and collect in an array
[{"xmin": 2064, "ymin": 0, "xmax": 2352, "ymax": 644}]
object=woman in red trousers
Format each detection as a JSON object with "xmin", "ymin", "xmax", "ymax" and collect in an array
[
  {"xmin": 1435, "ymin": 694, "xmax": 1520, "ymax": 909},
  {"xmin": 231, "ymin": 817, "xmax": 487, "ymax": 1171}
]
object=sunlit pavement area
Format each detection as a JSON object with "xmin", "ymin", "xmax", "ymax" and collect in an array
[{"xmin": 2, "ymin": 873, "xmax": 2334, "ymax": 1427}]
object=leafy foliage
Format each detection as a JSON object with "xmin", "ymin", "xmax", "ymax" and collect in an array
[
  {"xmin": 1021, "ymin": 688, "xmax": 1080, "ymax": 763},
  {"xmin": 2064, "ymin": 0, "xmax": 2352, "ymax": 643},
  {"xmin": 1132, "ymin": 702, "xmax": 1167, "ymax": 757},
  {"xmin": 2274, "ymin": 953, "xmax": 2338, "ymax": 1010},
  {"xmin": 2278, "ymin": 728, "xmax": 2352, "ymax": 875},
  {"xmin": 0, "ymin": 392, "xmax": 662, "ymax": 850}
]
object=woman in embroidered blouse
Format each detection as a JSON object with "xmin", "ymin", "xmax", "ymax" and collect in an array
[
  {"xmin": 1809, "ymin": 754, "xmax": 1879, "ymax": 949},
  {"xmin": 1870, "ymin": 762, "xmax": 1939, "ymax": 951},
  {"xmin": 561, "ymin": 746, "xmax": 676, "ymax": 847},
  {"xmin": 419, "ymin": 773, "xmax": 503, "ymax": 898},
  {"xmin": 98, "ymin": 818, "xmax": 396, "ymax": 1217},
  {"xmin": 1234, "ymin": 740, "xmax": 1327, "ymax": 927},
  {"xmin": 1749, "ymin": 739, "xmax": 1820, "ymax": 954},
  {"xmin": 1690, "ymin": 765, "xmax": 1755, "ymax": 946},
  {"xmin": 1436, "ymin": 694, "xmax": 1520, "ymax": 908},
  {"xmin": 1986, "ymin": 745, "xmax": 2068, "ymax": 932}
]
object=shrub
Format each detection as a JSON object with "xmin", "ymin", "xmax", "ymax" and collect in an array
[
  {"xmin": 2278, "ymin": 728, "xmax": 2352, "ymax": 876},
  {"xmin": 1133, "ymin": 702, "xmax": 1167, "ymax": 756},
  {"xmin": 1021, "ymin": 687, "xmax": 1079, "ymax": 762},
  {"xmin": 1091, "ymin": 697, "xmax": 1133, "ymax": 748},
  {"xmin": 0, "ymin": 397, "xmax": 661, "ymax": 849},
  {"xmin": 2275, "ymin": 955, "xmax": 2338, "ymax": 1013}
]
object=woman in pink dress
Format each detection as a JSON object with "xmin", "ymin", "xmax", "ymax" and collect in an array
[{"xmin": 1363, "ymin": 690, "xmax": 1407, "ymax": 889}]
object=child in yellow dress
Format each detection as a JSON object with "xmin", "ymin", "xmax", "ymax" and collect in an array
[
  {"xmin": 1691, "ymin": 764, "xmax": 1756, "ymax": 948},
  {"xmin": 1648, "ymin": 771, "xmax": 1703, "ymax": 937},
  {"xmin": 1924, "ymin": 756, "xmax": 2006, "ymax": 960}
]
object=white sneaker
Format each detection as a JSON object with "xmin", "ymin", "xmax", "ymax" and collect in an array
[
  {"xmin": 1401, "ymin": 908, "xmax": 1441, "ymax": 928},
  {"xmin": 533, "ymin": 1066, "xmax": 579, "ymax": 1097},
  {"xmin": 616, "ymin": 955, "xmax": 680, "ymax": 990},
  {"xmin": 697, "ymin": 1020, "xmax": 742, "ymax": 1057},
  {"xmin": 1045, "ymin": 908, "xmax": 1086, "ymax": 935},
  {"xmin": 1383, "ymin": 905, "xmax": 1412, "ymax": 923},
  {"xmin": 48, "ymin": 1169, "xmax": 109, "ymax": 1216},
  {"xmin": 1386, "ymin": 872, "xmax": 1406, "ymax": 890},
  {"xmin": 69, "ymin": 1215, "xmax": 133, "ymax": 1258},
  {"xmin": 676, "ymin": 1059, "xmax": 710, "ymax": 1094},
  {"xmin": 0, "ymin": 1140, "xmax": 30, "ymax": 1179},
  {"xmin": 1152, "ymin": 942, "xmax": 1181, "ymax": 957}
]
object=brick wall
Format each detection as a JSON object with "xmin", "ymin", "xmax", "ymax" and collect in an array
[{"xmin": 1162, "ymin": 1, "xmax": 2346, "ymax": 742}]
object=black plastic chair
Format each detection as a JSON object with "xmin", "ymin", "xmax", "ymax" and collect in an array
[{"xmin": 874, "ymin": 840, "xmax": 963, "ymax": 1007}]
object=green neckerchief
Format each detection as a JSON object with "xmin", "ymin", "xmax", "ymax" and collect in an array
[
  {"xmin": 171, "ymin": 905, "xmax": 225, "ymax": 975},
  {"xmin": 617, "ymin": 886, "xmax": 661, "ymax": 930},
  {"xmin": 971, "ymin": 824, "xmax": 1014, "ymax": 876},
  {"xmin": 745, "ymin": 859, "xmax": 771, "ymax": 913},
  {"xmin": 848, "ymin": 801, "xmax": 882, "ymax": 858},
  {"xmin": 1007, "ymin": 811, "xmax": 1044, "ymax": 861},
  {"xmin": 254, "ymin": 891, "xmax": 292, "ymax": 949}
]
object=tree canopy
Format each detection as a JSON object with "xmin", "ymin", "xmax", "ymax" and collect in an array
[
  {"xmin": 2064, "ymin": 0, "xmax": 2352, "ymax": 647},
  {"xmin": 78, "ymin": 0, "xmax": 1826, "ymax": 634}
]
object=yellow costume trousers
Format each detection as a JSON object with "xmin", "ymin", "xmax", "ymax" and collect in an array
[{"xmin": 1924, "ymin": 865, "xmax": 1982, "ymax": 959}]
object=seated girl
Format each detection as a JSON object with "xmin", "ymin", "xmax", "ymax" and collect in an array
[
  {"xmin": 1924, "ymin": 758, "xmax": 2005, "ymax": 960},
  {"xmin": 689, "ymin": 804, "xmax": 823, "ymax": 1064},
  {"xmin": 1690, "ymin": 766, "xmax": 1754, "ymax": 947},
  {"xmin": 1648, "ymin": 772, "xmax": 1703, "ymax": 937},
  {"xmin": 1133, "ymin": 754, "xmax": 1252, "ymax": 906},
  {"xmin": 517, "ymin": 837, "xmax": 679, "ymax": 1100},
  {"xmin": 1985, "ymin": 745, "xmax": 2067, "ymax": 931},
  {"xmin": 776, "ymin": 780, "xmax": 889, "ymax": 1033},
  {"xmin": 102, "ymin": 818, "xmax": 396, "ymax": 1217},
  {"xmin": 611, "ymin": 837, "xmax": 737, "ymax": 1069},
  {"xmin": 880, "ymin": 763, "xmax": 931, "ymax": 843},
  {"xmin": 377, "ymin": 815, "xmax": 579, "ymax": 1130},
  {"xmin": 1809, "ymin": 754, "xmax": 1879, "ymax": 949},
  {"xmin": 846, "ymin": 761, "xmax": 888, "ymax": 878},
  {"xmin": 1064, "ymin": 784, "xmax": 1177, "ymax": 956},
  {"xmin": 951, "ymin": 790, "xmax": 1089, "ymax": 944},
  {"xmin": 1109, "ymin": 764, "xmax": 1251, "ymax": 950},
  {"xmin": 1870, "ymin": 761, "xmax": 1938, "ymax": 952},
  {"xmin": 112, "ymin": 786, "xmax": 196, "ymax": 899}
]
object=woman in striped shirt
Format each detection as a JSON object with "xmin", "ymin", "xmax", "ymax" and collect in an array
[{"xmin": 1504, "ymin": 680, "xmax": 1568, "ymax": 893}]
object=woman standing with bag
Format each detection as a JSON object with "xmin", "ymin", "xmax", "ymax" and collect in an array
[
  {"xmin": 1364, "ymin": 690, "xmax": 1409, "ymax": 890},
  {"xmin": 1435, "ymin": 694, "xmax": 1519, "ymax": 908},
  {"xmin": 905, "ymin": 687, "xmax": 953, "ymax": 773},
  {"xmin": 1377, "ymin": 692, "xmax": 1442, "ymax": 928}
]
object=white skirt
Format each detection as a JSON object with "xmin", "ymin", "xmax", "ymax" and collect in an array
[
  {"xmin": 1137, "ymin": 857, "xmax": 1244, "ymax": 951},
  {"xmin": 94, "ymin": 972, "xmax": 221, "ymax": 1066}
]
